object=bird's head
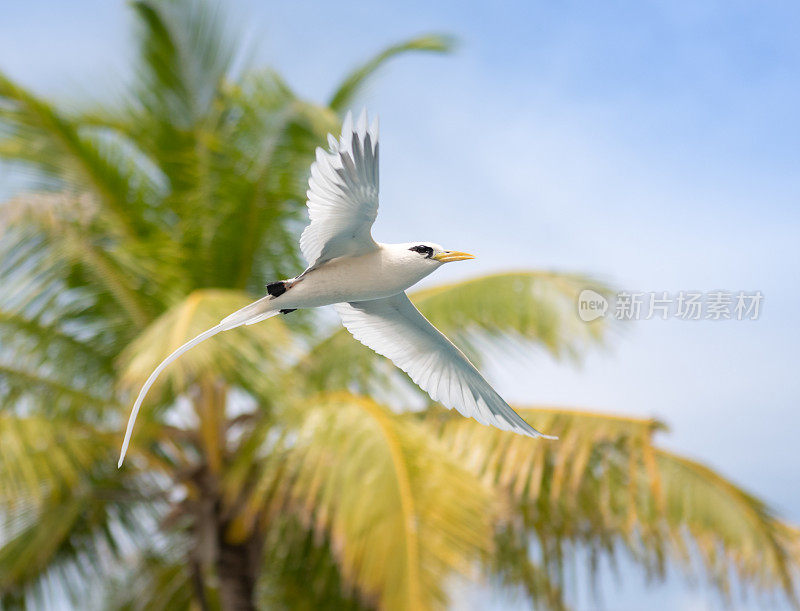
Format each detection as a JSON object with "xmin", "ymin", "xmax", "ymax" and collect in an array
[{"xmin": 402, "ymin": 242, "xmax": 475, "ymax": 266}]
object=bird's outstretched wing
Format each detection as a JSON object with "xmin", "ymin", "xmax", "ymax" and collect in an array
[
  {"xmin": 300, "ymin": 110, "xmax": 380, "ymax": 269},
  {"xmin": 335, "ymin": 293, "xmax": 557, "ymax": 439}
]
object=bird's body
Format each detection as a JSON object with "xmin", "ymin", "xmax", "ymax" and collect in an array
[
  {"xmin": 118, "ymin": 110, "xmax": 554, "ymax": 467},
  {"xmin": 243, "ymin": 244, "xmax": 443, "ymax": 311}
]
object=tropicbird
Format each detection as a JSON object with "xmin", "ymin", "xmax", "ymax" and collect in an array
[{"xmin": 118, "ymin": 110, "xmax": 555, "ymax": 467}]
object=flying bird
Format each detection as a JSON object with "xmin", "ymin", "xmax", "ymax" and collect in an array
[{"xmin": 118, "ymin": 110, "xmax": 555, "ymax": 467}]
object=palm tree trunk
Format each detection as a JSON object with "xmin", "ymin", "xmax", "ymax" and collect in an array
[
  {"xmin": 216, "ymin": 520, "xmax": 260, "ymax": 611},
  {"xmin": 190, "ymin": 559, "xmax": 211, "ymax": 611},
  {"xmin": 192, "ymin": 381, "xmax": 262, "ymax": 611}
]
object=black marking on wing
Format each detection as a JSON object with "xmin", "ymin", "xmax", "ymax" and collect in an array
[
  {"xmin": 266, "ymin": 281, "xmax": 287, "ymax": 297},
  {"xmin": 279, "ymin": 308, "xmax": 297, "ymax": 314}
]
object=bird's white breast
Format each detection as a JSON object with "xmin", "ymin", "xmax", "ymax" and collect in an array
[{"xmin": 277, "ymin": 246, "xmax": 435, "ymax": 308}]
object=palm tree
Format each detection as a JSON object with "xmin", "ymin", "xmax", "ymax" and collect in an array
[{"xmin": 0, "ymin": 1, "xmax": 797, "ymax": 609}]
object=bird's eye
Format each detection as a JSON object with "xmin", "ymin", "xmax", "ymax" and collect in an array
[{"xmin": 409, "ymin": 245, "xmax": 434, "ymax": 258}]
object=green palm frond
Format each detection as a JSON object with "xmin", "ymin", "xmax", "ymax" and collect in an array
[
  {"xmin": 131, "ymin": 0, "xmax": 239, "ymax": 128},
  {"xmin": 106, "ymin": 550, "xmax": 201, "ymax": 611},
  {"xmin": 0, "ymin": 414, "xmax": 162, "ymax": 601},
  {"xmin": 0, "ymin": 307, "xmax": 111, "ymax": 364},
  {"xmin": 328, "ymin": 35, "xmax": 455, "ymax": 112},
  {"xmin": 1, "ymin": 192, "xmax": 155, "ymax": 328},
  {"xmin": 257, "ymin": 514, "xmax": 371, "ymax": 610},
  {"xmin": 200, "ymin": 75, "xmax": 337, "ymax": 289},
  {"xmin": 491, "ymin": 525, "xmax": 568, "ymax": 611},
  {"xmin": 232, "ymin": 393, "xmax": 494, "ymax": 610},
  {"xmin": 118, "ymin": 289, "xmax": 294, "ymax": 401},
  {"xmin": 0, "ymin": 414, "xmax": 109, "ymax": 508},
  {"xmin": 0, "ymin": 73, "xmax": 140, "ymax": 235},
  {"xmin": 429, "ymin": 406, "xmax": 800, "ymax": 605},
  {"xmin": 0, "ymin": 254, "xmax": 120, "ymax": 417},
  {"xmin": 413, "ymin": 271, "xmax": 612, "ymax": 359},
  {"xmin": 656, "ymin": 449, "xmax": 799, "ymax": 602},
  {"xmin": 0, "ymin": 361, "xmax": 112, "ymax": 414},
  {"xmin": 0, "ymin": 481, "xmax": 158, "ymax": 606},
  {"xmin": 76, "ymin": 124, "xmax": 169, "ymax": 207},
  {"xmin": 429, "ymin": 406, "xmax": 663, "ymax": 549}
]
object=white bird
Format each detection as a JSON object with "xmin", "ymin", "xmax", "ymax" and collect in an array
[{"xmin": 118, "ymin": 110, "xmax": 555, "ymax": 467}]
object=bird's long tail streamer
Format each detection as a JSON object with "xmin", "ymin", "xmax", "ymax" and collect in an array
[
  {"xmin": 118, "ymin": 324, "xmax": 224, "ymax": 468},
  {"xmin": 118, "ymin": 297, "xmax": 279, "ymax": 468}
]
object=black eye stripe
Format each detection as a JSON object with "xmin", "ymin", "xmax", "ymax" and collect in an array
[{"xmin": 409, "ymin": 245, "xmax": 434, "ymax": 258}]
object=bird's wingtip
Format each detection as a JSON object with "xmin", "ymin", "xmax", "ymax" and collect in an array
[
  {"xmin": 339, "ymin": 109, "xmax": 378, "ymax": 149},
  {"xmin": 369, "ymin": 114, "xmax": 379, "ymax": 142},
  {"xmin": 340, "ymin": 112, "xmax": 354, "ymax": 151},
  {"xmin": 540, "ymin": 433, "xmax": 559, "ymax": 441},
  {"xmin": 356, "ymin": 108, "xmax": 368, "ymax": 136},
  {"xmin": 342, "ymin": 111, "xmax": 353, "ymax": 133}
]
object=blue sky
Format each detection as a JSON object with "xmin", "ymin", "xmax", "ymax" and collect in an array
[{"xmin": 2, "ymin": 1, "xmax": 799, "ymax": 609}]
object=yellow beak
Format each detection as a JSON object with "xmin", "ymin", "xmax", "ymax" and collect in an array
[{"xmin": 433, "ymin": 250, "xmax": 475, "ymax": 263}]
